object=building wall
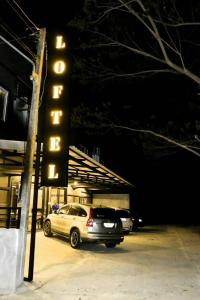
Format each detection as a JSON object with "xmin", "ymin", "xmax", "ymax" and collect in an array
[
  {"xmin": 93, "ymin": 193, "xmax": 130, "ymax": 209},
  {"xmin": 0, "ymin": 175, "xmax": 21, "ymax": 207},
  {"xmin": 32, "ymin": 188, "xmax": 129, "ymax": 217},
  {"xmin": 0, "ymin": 42, "xmax": 32, "ymax": 141},
  {"xmin": 67, "ymin": 185, "xmax": 90, "ymax": 204},
  {"xmin": 32, "ymin": 184, "xmax": 91, "ymax": 222},
  {"xmin": 0, "ymin": 176, "xmax": 9, "ymax": 206}
]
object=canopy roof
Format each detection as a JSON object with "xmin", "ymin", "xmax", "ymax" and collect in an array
[{"xmin": 0, "ymin": 140, "xmax": 133, "ymax": 191}]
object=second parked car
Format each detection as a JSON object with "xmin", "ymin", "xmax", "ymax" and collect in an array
[
  {"xmin": 115, "ymin": 209, "xmax": 133, "ymax": 234},
  {"xmin": 43, "ymin": 203, "xmax": 124, "ymax": 249},
  {"xmin": 131, "ymin": 214, "xmax": 144, "ymax": 231}
]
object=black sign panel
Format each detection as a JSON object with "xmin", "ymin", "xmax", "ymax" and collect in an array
[{"xmin": 41, "ymin": 34, "xmax": 70, "ymax": 187}]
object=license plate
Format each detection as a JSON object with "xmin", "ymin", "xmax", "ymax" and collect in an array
[{"xmin": 104, "ymin": 222, "xmax": 114, "ymax": 228}]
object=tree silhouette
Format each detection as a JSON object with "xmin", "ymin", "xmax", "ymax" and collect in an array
[{"xmin": 69, "ymin": 0, "xmax": 200, "ymax": 159}]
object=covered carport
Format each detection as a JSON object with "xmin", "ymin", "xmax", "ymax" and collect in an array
[
  {"xmin": 0, "ymin": 140, "xmax": 134, "ymax": 281},
  {"xmin": 0, "ymin": 141, "xmax": 133, "ymax": 221}
]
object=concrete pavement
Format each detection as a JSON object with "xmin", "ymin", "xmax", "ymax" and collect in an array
[{"xmin": 1, "ymin": 225, "xmax": 200, "ymax": 300}]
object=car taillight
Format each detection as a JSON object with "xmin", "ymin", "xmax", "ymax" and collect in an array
[{"xmin": 86, "ymin": 208, "xmax": 93, "ymax": 227}]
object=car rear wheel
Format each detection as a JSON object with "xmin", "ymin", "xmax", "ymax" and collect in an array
[
  {"xmin": 44, "ymin": 220, "xmax": 53, "ymax": 237},
  {"xmin": 70, "ymin": 229, "xmax": 80, "ymax": 249},
  {"xmin": 105, "ymin": 242, "xmax": 117, "ymax": 248}
]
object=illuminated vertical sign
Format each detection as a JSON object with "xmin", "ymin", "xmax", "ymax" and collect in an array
[{"xmin": 41, "ymin": 34, "xmax": 69, "ymax": 187}]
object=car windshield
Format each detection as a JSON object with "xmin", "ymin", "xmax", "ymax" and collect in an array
[
  {"xmin": 116, "ymin": 210, "xmax": 131, "ymax": 218},
  {"xmin": 93, "ymin": 208, "xmax": 117, "ymax": 219}
]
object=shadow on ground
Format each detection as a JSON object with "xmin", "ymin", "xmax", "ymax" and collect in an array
[
  {"xmin": 50, "ymin": 234, "xmax": 129, "ymax": 253},
  {"xmin": 135, "ymin": 225, "xmax": 168, "ymax": 233}
]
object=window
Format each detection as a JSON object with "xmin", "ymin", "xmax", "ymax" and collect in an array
[
  {"xmin": 93, "ymin": 208, "xmax": 117, "ymax": 219},
  {"xmin": 59, "ymin": 205, "xmax": 70, "ymax": 214},
  {"xmin": 68, "ymin": 206, "xmax": 79, "ymax": 216},
  {"xmin": 78, "ymin": 207, "xmax": 87, "ymax": 217},
  {"xmin": 116, "ymin": 210, "xmax": 131, "ymax": 218},
  {"xmin": 0, "ymin": 86, "xmax": 9, "ymax": 122}
]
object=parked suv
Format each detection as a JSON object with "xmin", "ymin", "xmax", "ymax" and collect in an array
[
  {"xmin": 115, "ymin": 209, "xmax": 133, "ymax": 234},
  {"xmin": 43, "ymin": 203, "xmax": 124, "ymax": 249}
]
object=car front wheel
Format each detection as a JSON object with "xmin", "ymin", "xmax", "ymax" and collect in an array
[
  {"xmin": 43, "ymin": 220, "xmax": 53, "ymax": 237},
  {"xmin": 105, "ymin": 242, "xmax": 117, "ymax": 248},
  {"xmin": 70, "ymin": 229, "xmax": 80, "ymax": 249}
]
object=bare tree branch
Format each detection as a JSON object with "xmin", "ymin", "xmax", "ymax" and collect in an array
[
  {"xmin": 88, "ymin": 28, "xmax": 200, "ymax": 85},
  {"xmin": 153, "ymin": 20, "xmax": 200, "ymax": 28},
  {"xmin": 84, "ymin": 1, "xmax": 200, "ymax": 85},
  {"xmin": 99, "ymin": 69, "xmax": 178, "ymax": 81},
  {"xmin": 113, "ymin": 125, "xmax": 200, "ymax": 157}
]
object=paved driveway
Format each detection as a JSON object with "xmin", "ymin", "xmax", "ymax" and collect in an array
[{"xmin": 1, "ymin": 225, "xmax": 200, "ymax": 300}]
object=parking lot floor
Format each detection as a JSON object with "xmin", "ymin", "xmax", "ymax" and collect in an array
[{"xmin": 1, "ymin": 225, "xmax": 200, "ymax": 300}]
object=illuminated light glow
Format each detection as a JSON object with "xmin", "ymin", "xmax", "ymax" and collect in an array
[
  {"xmin": 43, "ymin": 33, "xmax": 68, "ymax": 184},
  {"xmin": 53, "ymin": 61, "xmax": 66, "ymax": 74},
  {"xmin": 52, "ymin": 85, "xmax": 63, "ymax": 99},
  {"xmin": 56, "ymin": 36, "xmax": 66, "ymax": 49},
  {"xmin": 49, "ymin": 136, "xmax": 61, "ymax": 151},
  {"xmin": 48, "ymin": 164, "xmax": 59, "ymax": 179},
  {"xmin": 50, "ymin": 110, "xmax": 63, "ymax": 124}
]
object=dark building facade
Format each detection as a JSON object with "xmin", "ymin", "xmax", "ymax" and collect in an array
[{"xmin": 0, "ymin": 37, "xmax": 33, "ymax": 140}]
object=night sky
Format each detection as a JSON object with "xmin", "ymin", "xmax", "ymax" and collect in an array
[{"xmin": 1, "ymin": 0, "xmax": 200, "ymax": 224}]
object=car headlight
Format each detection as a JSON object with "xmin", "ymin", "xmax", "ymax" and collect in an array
[{"xmin": 139, "ymin": 219, "xmax": 142, "ymax": 222}]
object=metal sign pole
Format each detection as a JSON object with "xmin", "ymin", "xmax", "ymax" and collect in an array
[{"xmin": 18, "ymin": 28, "xmax": 46, "ymax": 285}]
